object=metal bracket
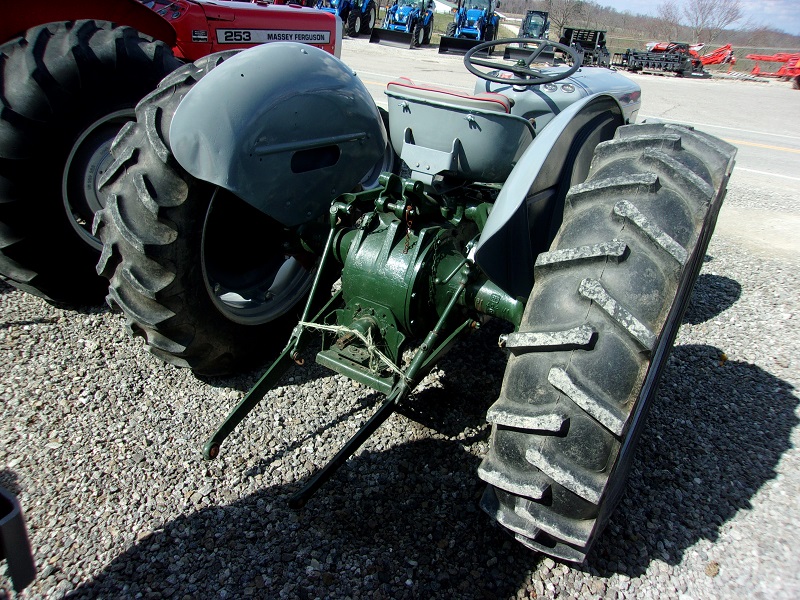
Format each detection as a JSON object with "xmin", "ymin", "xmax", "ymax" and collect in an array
[{"xmin": 400, "ymin": 127, "xmax": 462, "ymax": 186}]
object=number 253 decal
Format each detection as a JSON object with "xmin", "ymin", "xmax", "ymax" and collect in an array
[
  {"xmin": 216, "ymin": 29, "xmax": 332, "ymax": 44},
  {"xmin": 221, "ymin": 30, "xmax": 252, "ymax": 42}
]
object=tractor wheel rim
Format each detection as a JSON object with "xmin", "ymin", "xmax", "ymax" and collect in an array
[
  {"xmin": 201, "ymin": 188, "xmax": 315, "ymax": 326},
  {"xmin": 62, "ymin": 109, "xmax": 135, "ymax": 251}
]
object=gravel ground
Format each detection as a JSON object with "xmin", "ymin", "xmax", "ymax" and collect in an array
[{"xmin": 2, "ymin": 157, "xmax": 800, "ymax": 597}]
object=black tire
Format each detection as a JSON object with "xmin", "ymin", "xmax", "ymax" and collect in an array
[
  {"xmin": 346, "ymin": 10, "xmax": 359, "ymax": 37},
  {"xmin": 94, "ymin": 52, "xmax": 318, "ymax": 376},
  {"xmin": 484, "ymin": 24, "xmax": 495, "ymax": 42},
  {"xmin": 793, "ymin": 75, "xmax": 800, "ymax": 90},
  {"xmin": 445, "ymin": 22, "xmax": 457, "ymax": 37},
  {"xmin": 410, "ymin": 23, "xmax": 424, "ymax": 48},
  {"xmin": 0, "ymin": 20, "xmax": 181, "ymax": 304},
  {"xmin": 479, "ymin": 123, "xmax": 736, "ymax": 562},
  {"xmin": 359, "ymin": 2, "xmax": 378, "ymax": 35},
  {"xmin": 423, "ymin": 18, "xmax": 434, "ymax": 45}
]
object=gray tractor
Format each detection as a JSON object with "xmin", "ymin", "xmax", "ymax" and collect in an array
[{"xmin": 95, "ymin": 39, "xmax": 735, "ymax": 560}]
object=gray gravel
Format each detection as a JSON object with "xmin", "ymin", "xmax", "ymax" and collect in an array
[{"xmin": 2, "ymin": 173, "xmax": 800, "ymax": 598}]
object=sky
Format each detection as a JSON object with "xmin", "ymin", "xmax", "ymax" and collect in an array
[{"xmin": 600, "ymin": 0, "xmax": 800, "ymax": 37}]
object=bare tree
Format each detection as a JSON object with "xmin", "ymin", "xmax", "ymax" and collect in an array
[
  {"xmin": 545, "ymin": 0, "xmax": 587, "ymax": 36},
  {"xmin": 682, "ymin": 0, "xmax": 743, "ymax": 43},
  {"xmin": 653, "ymin": 1, "xmax": 682, "ymax": 41}
]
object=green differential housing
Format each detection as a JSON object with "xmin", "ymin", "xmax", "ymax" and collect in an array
[{"xmin": 316, "ymin": 174, "xmax": 524, "ymax": 392}]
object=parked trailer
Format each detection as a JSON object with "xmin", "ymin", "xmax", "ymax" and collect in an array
[
  {"xmin": 612, "ymin": 42, "xmax": 706, "ymax": 77},
  {"xmin": 560, "ymin": 27, "xmax": 610, "ymax": 66},
  {"xmin": 747, "ymin": 52, "xmax": 800, "ymax": 89}
]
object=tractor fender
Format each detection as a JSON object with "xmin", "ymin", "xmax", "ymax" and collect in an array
[
  {"xmin": 169, "ymin": 43, "xmax": 386, "ymax": 228},
  {"xmin": 474, "ymin": 93, "xmax": 625, "ymax": 299},
  {"xmin": 1, "ymin": 0, "xmax": 176, "ymax": 46}
]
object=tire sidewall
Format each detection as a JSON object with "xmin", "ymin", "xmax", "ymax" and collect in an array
[{"xmin": 0, "ymin": 20, "xmax": 181, "ymax": 303}]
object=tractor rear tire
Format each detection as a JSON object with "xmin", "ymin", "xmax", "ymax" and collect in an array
[
  {"xmin": 479, "ymin": 123, "xmax": 736, "ymax": 562},
  {"xmin": 410, "ymin": 23, "xmax": 424, "ymax": 48},
  {"xmin": 346, "ymin": 11, "xmax": 359, "ymax": 37},
  {"xmin": 94, "ymin": 52, "xmax": 317, "ymax": 376},
  {"xmin": 423, "ymin": 19, "xmax": 434, "ymax": 45},
  {"xmin": 0, "ymin": 20, "xmax": 181, "ymax": 304},
  {"xmin": 359, "ymin": 2, "xmax": 378, "ymax": 35}
]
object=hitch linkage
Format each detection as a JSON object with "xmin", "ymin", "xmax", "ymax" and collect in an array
[{"xmin": 202, "ymin": 176, "xmax": 521, "ymax": 507}]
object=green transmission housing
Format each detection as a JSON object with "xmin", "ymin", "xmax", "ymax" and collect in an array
[{"xmin": 317, "ymin": 175, "xmax": 524, "ymax": 392}]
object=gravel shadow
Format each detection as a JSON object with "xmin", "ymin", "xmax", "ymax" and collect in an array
[
  {"xmin": 0, "ymin": 470, "xmax": 23, "ymax": 497},
  {"xmin": 0, "ymin": 317, "xmax": 58, "ymax": 330},
  {"xmin": 682, "ymin": 273, "xmax": 742, "ymax": 325},
  {"xmin": 196, "ymin": 351, "xmax": 334, "ymax": 394},
  {"xmin": 59, "ymin": 342, "xmax": 796, "ymax": 598},
  {"xmin": 590, "ymin": 343, "xmax": 798, "ymax": 576},
  {"xmin": 64, "ymin": 436, "xmax": 544, "ymax": 600}
]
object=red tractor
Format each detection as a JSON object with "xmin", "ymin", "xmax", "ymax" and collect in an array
[{"xmin": 0, "ymin": 0, "xmax": 340, "ymax": 304}]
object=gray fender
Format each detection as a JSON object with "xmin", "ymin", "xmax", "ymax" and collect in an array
[
  {"xmin": 474, "ymin": 93, "xmax": 625, "ymax": 299},
  {"xmin": 169, "ymin": 43, "xmax": 386, "ymax": 227}
]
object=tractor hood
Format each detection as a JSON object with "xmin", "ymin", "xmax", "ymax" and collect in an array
[{"xmin": 169, "ymin": 43, "xmax": 386, "ymax": 227}]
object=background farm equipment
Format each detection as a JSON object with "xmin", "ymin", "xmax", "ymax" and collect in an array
[
  {"xmin": 746, "ymin": 52, "xmax": 800, "ymax": 88},
  {"xmin": 94, "ymin": 37, "xmax": 735, "ymax": 561},
  {"xmin": 369, "ymin": 0, "xmax": 434, "ymax": 48},
  {"xmin": 502, "ymin": 10, "xmax": 552, "ymax": 61},
  {"xmin": 698, "ymin": 43, "xmax": 736, "ymax": 66},
  {"xmin": 517, "ymin": 9, "xmax": 550, "ymax": 40},
  {"xmin": 308, "ymin": 0, "xmax": 378, "ymax": 37},
  {"xmin": 275, "ymin": 0, "xmax": 377, "ymax": 37},
  {"xmin": 612, "ymin": 42, "xmax": 707, "ymax": 77},
  {"xmin": 439, "ymin": 0, "xmax": 500, "ymax": 55},
  {"xmin": 0, "ymin": 0, "xmax": 339, "ymax": 306},
  {"xmin": 139, "ymin": 0, "xmax": 340, "ymax": 59},
  {"xmin": 560, "ymin": 27, "xmax": 610, "ymax": 66},
  {"xmin": 506, "ymin": 26, "xmax": 609, "ymax": 66}
]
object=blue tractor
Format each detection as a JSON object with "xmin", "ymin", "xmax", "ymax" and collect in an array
[
  {"xmin": 439, "ymin": 0, "xmax": 500, "ymax": 54},
  {"xmin": 315, "ymin": 0, "xmax": 377, "ymax": 37},
  {"xmin": 369, "ymin": 0, "xmax": 435, "ymax": 48}
]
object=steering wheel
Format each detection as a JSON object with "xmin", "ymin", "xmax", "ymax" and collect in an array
[{"xmin": 464, "ymin": 38, "xmax": 581, "ymax": 86}]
